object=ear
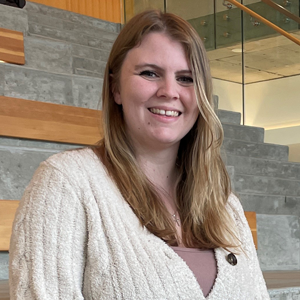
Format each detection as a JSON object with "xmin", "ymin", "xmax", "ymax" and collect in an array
[
  {"xmin": 110, "ymin": 74, "xmax": 122, "ymax": 105},
  {"xmin": 113, "ymin": 90, "xmax": 122, "ymax": 105}
]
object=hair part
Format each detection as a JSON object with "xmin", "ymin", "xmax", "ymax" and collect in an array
[{"xmin": 95, "ymin": 10, "xmax": 240, "ymax": 251}]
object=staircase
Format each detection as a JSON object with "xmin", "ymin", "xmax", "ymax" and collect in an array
[
  {"xmin": 0, "ymin": 2, "xmax": 299, "ymax": 298},
  {"xmin": 217, "ymin": 106, "xmax": 300, "ymax": 298}
]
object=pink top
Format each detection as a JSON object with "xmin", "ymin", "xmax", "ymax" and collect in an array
[{"xmin": 171, "ymin": 247, "xmax": 217, "ymax": 297}]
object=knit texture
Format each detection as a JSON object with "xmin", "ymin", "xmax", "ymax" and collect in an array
[{"xmin": 9, "ymin": 148, "xmax": 270, "ymax": 299}]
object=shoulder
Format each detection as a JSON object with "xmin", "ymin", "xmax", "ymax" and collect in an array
[
  {"xmin": 226, "ymin": 193, "xmax": 246, "ymax": 223},
  {"xmin": 39, "ymin": 147, "xmax": 107, "ymax": 182},
  {"xmin": 226, "ymin": 193, "xmax": 257, "ymax": 254},
  {"xmin": 45, "ymin": 147, "xmax": 101, "ymax": 171},
  {"xmin": 22, "ymin": 147, "xmax": 110, "ymax": 202}
]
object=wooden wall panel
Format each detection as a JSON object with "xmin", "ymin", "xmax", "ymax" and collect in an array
[
  {"xmin": 29, "ymin": 0, "xmax": 122, "ymax": 23},
  {"xmin": 0, "ymin": 200, "xmax": 19, "ymax": 251},
  {"xmin": 0, "ymin": 28, "xmax": 25, "ymax": 65},
  {"xmin": 244, "ymin": 211, "xmax": 258, "ymax": 249},
  {"xmin": 0, "ymin": 96, "xmax": 102, "ymax": 145}
]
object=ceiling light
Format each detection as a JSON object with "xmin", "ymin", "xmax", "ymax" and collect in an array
[{"xmin": 231, "ymin": 48, "xmax": 244, "ymax": 53}]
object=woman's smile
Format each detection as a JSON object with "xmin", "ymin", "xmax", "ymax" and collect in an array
[{"xmin": 148, "ymin": 108, "xmax": 180, "ymax": 117}]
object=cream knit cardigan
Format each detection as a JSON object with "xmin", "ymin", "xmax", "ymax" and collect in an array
[{"xmin": 9, "ymin": 148, "xmax": 270, "ymax": 300}]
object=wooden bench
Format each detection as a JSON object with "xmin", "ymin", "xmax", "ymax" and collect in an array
[
  {"xmin": 0, "ymin": 28, "xmax": 25, "ymax": 65},
  {"xmin": 0, "ymin": 201, "xmax": 19, "ymax": 251},
  {"xmin": 0, "ymin": 96, "xmax": 102, "ymax": 145}
]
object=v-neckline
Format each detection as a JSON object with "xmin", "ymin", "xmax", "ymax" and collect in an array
[
  {"xmin": 170, "ymin": 246, "xmax": 217, "ymax": 298},
  {"xmin": 149, "ymin": 233, "xmax": 226, "ymax": 299}
]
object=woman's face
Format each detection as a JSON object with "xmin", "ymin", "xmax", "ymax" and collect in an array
[{"xmin": 113, "ymin": 32, "xmax": 199, "ymax": 153}]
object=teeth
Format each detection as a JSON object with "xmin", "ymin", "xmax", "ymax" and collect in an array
[{"xmin": 149, "ymin": 108, "xmax": 179, "ymax": 117}]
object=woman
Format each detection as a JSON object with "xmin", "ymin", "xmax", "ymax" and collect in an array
[{"xmin": 9, "ymin": 10, "xmax": 269, "ymax": 299}]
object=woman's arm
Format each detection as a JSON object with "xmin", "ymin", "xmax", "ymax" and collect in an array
[{"xmin": 9, "ymin": 162, "xmax": 87, "ymax": 300}]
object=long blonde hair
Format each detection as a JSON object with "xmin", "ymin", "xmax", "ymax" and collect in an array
[{"xmin": 95, "ymin": 10, "xmax": 239, "ymax": 249}]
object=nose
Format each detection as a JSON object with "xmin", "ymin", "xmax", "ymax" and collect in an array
[{"xmin": 156, "ymin": 76, "xmax": 179, "ymax": 100}]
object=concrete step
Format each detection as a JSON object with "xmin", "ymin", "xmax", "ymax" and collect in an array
[
  {"xmin": 24, "ymin": 35, "xmax": 109, "ymax": 77},
  {"xmin": 0, "ymin": 137, "xmax": 79, "ymax": 200},
  {"xmin": 223, "ymin": 123, "xmax": 264, "ymax": 143},
  {"xmin": 235, "ymin": 173, "xmax": 300, "ymax": 197},
  {"xmin": 222, "ymin": 139, "xmax": 289, "ymax": 162},
  {"xmin": 24, "ymin": 1, "xmax": 120, "ymax": 34},
  {"xmin": 0, "ymin": 253, "xmax": 8, "ymax": 282},
  {"xmin": 0, "ymin": 4, "xmax": 28, "ymax": 33},
  {"xmin": 269, "ymin": 287, "xmax": 300, "ymax": 299},
  {"xmin": 256, "ymin": 214, "xmax": 300, "ymax": 272},
  {"xmin": 217, "ymin": 109, "xmax": 241, "ymax": 125},
  {"xmin": 0, "ymin": 64, "xmax": 102, "ymax": 109},
  {"xmin": 225, "ymin": 155, "xmax": 300, "ymax": 180},
  {"xmin": 213, "ymin": 95, "xmax": 219, "ymax": 109},
  {"xmin": 238, "ymin": 193, "xmax": 300, "ymax": 216},
  {"xmin": 27, "ymin": 11, "xmax": 119, "ymax": 42},
  {"xmin": 28, "ymin": 22, "xmax": 115, "ymax": 52}
]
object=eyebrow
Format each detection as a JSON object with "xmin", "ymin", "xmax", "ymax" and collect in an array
[{"xmin": 134, "ymin": 63, "xmax": 192, "ymax": 74}]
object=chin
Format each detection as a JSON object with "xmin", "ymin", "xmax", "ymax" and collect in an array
[{"xmin": 152, "ymin": 136, "xmax": 181, "ymax": 146}]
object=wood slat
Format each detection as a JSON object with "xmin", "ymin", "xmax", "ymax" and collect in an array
[
  {"xmin": 0, "ymin": 96, "xmax": 102, "ymax": 145},
  {"xmin": 244, "ymin": 211, "xmax": 258, "ymax": 249},
  {"xmin": 0, "ymin": 28, "xmax": 25, "ymax": 65},
  {"xmin": 0, "ymin": 200, "xmax": 19, "ymax": 251},
  {"xmin": 0, "ymin": 280, "xmax": 9, "ymax": 300},
  {"xmin": 263, "ymin": 270, "xmax": 300, "ymax": 289}
]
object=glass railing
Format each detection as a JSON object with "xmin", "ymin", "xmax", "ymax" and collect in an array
[{"xmin": 123, "ymin": 0, "xmax": 300, "ymax": 162}]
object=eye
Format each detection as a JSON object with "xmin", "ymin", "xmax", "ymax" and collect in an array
[
  {"xmin": 139, "ymin": 70, "xmax": 159, "ymax": 78},
  {"xmin": 177, "ymin": 76, "xmax": 194, "ymax": 84}
]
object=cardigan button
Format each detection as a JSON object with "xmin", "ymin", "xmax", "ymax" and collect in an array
[{"xmin": 226, "ymin": 253, "xmax": 237, "ymax": 266}]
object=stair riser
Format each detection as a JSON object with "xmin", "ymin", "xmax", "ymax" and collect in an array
[
  {"xmin": 222, "ymin": 139, "xmax": 289, "ymax": 161},
  {"xmin": 73, "ymin": 57, "xmax": 106, "ymax": 78},
  {"xmin": 257, "ymin": 214, "xmax": 300, "ymax": 271},
  {"xmin": 226, "ymin": 155, "xmax": 300, "ymax": 180},
  {"xmin": 25, "ymin": 36, "xmax": 109, "ymax": 78},
  {"xmin": 28, "ymin": 11, "xmax": 119, "ymax": 41},
  {"xmin": 0, "ymin": 138, "xmax": 79, "ymax": 200},
  {"xmin": 28, "ymin": 23, "xmax": 114, "ymax": 51},
  {"xmin": 238, "ymin": 193, "xmax": 300, "ymax": 216},
  {"xmin": 0, "ymin": 253, "xmax": 9, "ymax": 281},
  {"xmin": 0, "ymin": 64, "xmax": 102, "ymax": 109},
  {"xmin": 235, "ymin": 174, "xmax": 300, "ymax": 197},
  {"xmin": 223, "ymin": 123, "xmax": 264, "ymax": 143},
  {"xmin": 269, "ymin": 288, "xmax": 300, "ymax": 299},
  {"xmin": 24, "ymin": 37, "xmax": 73, "ymax": 75},
  {"xmin": 0, "ymin": 4, "xmax": 28, "ymax": 33},
  {"xmin": 217, "ymin": 109, "xmax": 241, "ymax": 125},
  {"xmin": 24, "ymin": 2, "xmax": 120, "ymax": 33}
]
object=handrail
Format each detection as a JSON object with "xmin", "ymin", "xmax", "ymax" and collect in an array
[
  {"xmin": 261, "ymin": 0, "xmax": 300, "ymax": 25},
  {"xmin": 225, "ymin": 0, "xmax": 300, "ymax": 46}
]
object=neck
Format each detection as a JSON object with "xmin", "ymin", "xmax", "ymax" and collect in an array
[{"xmin": 135, "ymin": 146, "xmax": 179, "ymax": 192}]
